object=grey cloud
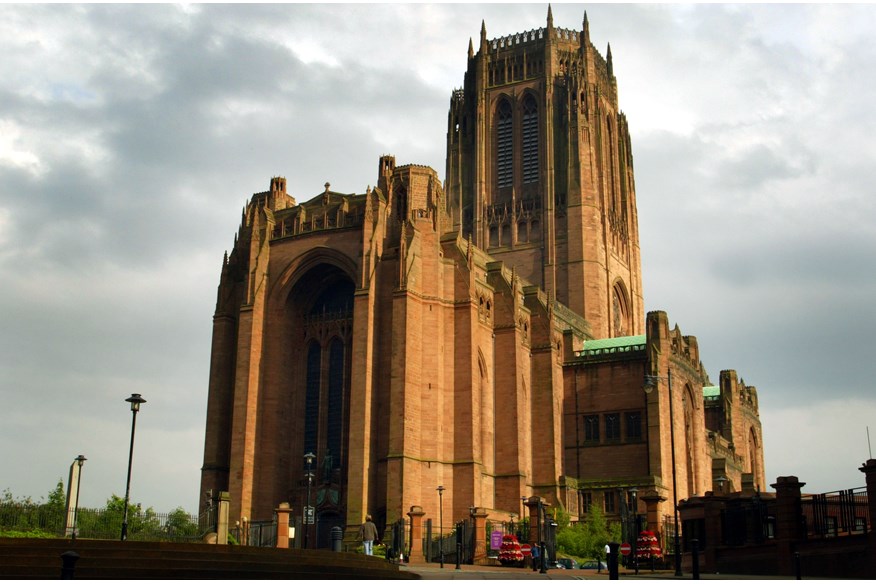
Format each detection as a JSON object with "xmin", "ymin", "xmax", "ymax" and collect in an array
[{"xmin": 3, "ymin": 3, "xmax": 876, "ymax": 508}]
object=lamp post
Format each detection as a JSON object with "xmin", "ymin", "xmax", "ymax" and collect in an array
[
  {"xmin": 437, "ymin": 486, "xmax": 445, "ymax": 568},
  {"xmin": 716, "ymin": 475, "xmax": 727, "ymax": 494},
  {"xmin": 304, "ymin": 451, "xmax": 315, "ymax": 549},
  {"xmin": 538, "ymin": 499, "xmax": 546, "ymax": 574},
  {"xmin": 71, "ymin": 455, "xmax": 86, "ymax": 541},
  {"xmin": 645, "ymin": 369, "xmax": 682, "ymax": 577},
  {"xmin": 121, "ymin": 393, "xmax": 145, "ymax": 541},
  {"xmin": 629, "ymin": 487, "xmax": 639, "ymax": 574}
]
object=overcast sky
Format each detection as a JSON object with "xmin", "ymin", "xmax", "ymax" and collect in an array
[{"xmin": 2, "ymin": 3, "xmax": 875, "ymax": 514}]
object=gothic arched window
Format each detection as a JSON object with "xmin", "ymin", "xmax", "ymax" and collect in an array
[
  {"xmin": 747, "ymin": 428, "xmax": 759, "ymax": 482},
  {"xmin": 304, "ymin": 341, "xmax": 321, "ymax": 456},
  {"xmin": 326, "ymin": 338, "xmax": 345, "ymax": 470},
  {"xmin": 496, "ymin": 99, "xmax": 513, "ymax": 188},
  {"xmin": 395, "ymin": 185, "xmax": 408, "ymax": 222},
  {"xmin": 522, "ymin": 95, "xmax": 539, "ymax": 184},
  {"xmin": 612, "ymin": 282, "xmax": 629, "ymax": 337}
]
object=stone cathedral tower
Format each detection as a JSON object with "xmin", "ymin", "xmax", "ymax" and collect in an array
[{"xmin": 446, "ymin": 8, "xmax": 644, "ymax": 339}]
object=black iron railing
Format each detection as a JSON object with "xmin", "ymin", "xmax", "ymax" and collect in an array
[{"xmin": 802, "ymin": 487, "xmax": 869, "ymax": 539}]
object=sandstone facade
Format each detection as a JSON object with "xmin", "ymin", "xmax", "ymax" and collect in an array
[{"xmin": 199, "ymin": 9, "xmax": 766, "ymax": 547}]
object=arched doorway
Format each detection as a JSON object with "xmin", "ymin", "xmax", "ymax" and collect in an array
[{"xmin": 286, "ymin": 262, "xmax": 355, "ymax": 548}]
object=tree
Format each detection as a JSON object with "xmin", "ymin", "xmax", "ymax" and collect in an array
[
  {"xmin": 0, "ymin": 481, "xmax": 66, "ymax": 537},
  {"xmin": 165, "ymin": 507, "xmax": 199, "ymax": 537},
  {"xmin": 46, "ymin": 480, "xmax": 66, "ymax": 514},
  {"xmin": 556, "ymin": 504, "xmax": 621, "ymax": 561}
]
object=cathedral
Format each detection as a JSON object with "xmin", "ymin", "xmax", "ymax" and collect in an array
[{"xmin": 199, "ymin": 9, "xmax": 766, "ymax": 549}]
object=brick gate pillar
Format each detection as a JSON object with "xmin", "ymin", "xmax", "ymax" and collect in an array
[
  {"xmin": 701, "ymin": 493, "xmax": 726, "ymax": 573},
  {"xmin": 217, "ymin": 491, "xmax": 230, "ymax": 545},
  {"xmin": 858, "ymin": 460, "xmax": 876, "ymax": 576},
  {"xmin": 275, "ymin": 502, "xmax": 292, "ymax": 548},
  {"xmin": 472, "ymin": 507, "xmax": 490, "ymax": 563},
  {"xmin": 407, "ymin": 506, "xmax": 426, "ymax": 564},
  {"xmin": 771, "ymin": 476, "xmax": 805, "ymax": 576},
  {"xmin": 524, "ymin": 497, "xmax": 545, "ymax": 546},
  {"xmin": 640, "ymin": 490, "xmax": 666, "ymax": 535}
]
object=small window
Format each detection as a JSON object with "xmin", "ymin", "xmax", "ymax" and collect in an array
[
  {"xmin": 584, "ymin": 415, "xmax": 600, "ymax": 442},
  {"xmin": 605, "ymin": 413, "xmax": 621, "ymax": 441},
  {"xmin": 604, "ymin": 491, "xmax": 616, "ymax": 514},
  {"xmin": 582, "ymin": 492, "xmax": 593, "ymax": 512},
  {"xmin": 625, "ymin": 411, "xmax": 642, "ymax": 441}
]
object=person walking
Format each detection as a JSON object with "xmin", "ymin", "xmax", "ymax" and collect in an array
[{"xmin": 359, "ymin": 514, "xmax": 378, "ymax": 555}]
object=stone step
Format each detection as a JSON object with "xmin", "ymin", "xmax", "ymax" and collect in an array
[{"xmin": 0, "ymin": 538, "xmax": 415, "ymax": 580}]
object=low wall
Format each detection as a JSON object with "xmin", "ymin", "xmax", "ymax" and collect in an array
[{"xmin": 0, "ymin": 538, "xmax": 418, "ymax": 579}]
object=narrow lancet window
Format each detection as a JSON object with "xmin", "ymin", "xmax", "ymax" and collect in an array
[
  {"xmin": 304, "ymin": 341, "xmax": 321, "ymax": 456},
  {"xmin": 496, "ymin": 99, "xmax": 513, "ymax": 188},
  {"xmin": 522, "ymin": 95, "xmax": 539, "ymax": 184}
]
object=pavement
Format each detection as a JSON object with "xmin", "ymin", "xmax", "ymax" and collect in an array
[{"xmin": 399, "ymin": 564, "xmax": 793, "ymax": 580}]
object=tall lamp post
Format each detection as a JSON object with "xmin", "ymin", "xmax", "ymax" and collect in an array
[
  {"xmin": 437, "ymin": 486, "xmax": 445, "ymax": 568},
  {"xmin": 71, "ymin": 455, "xmax": 86, "ymax": 541},
  {"xmin": 629, "ymin": 487, "xmax": 639, "ymax": 574},
  {"xmin": 121, "ymin": 393, "xmax": 146, "ymax": 541},
  {"xmin": 304, "ymin": 451, "xmax": 315, "ymax": 549},
  {"xmin": 645, "ymin": 369, "xmax": 682, "ymax": 577},
  {"xmin": 538, "ymin": 499, "xmax": 546, "ymax": 574}
]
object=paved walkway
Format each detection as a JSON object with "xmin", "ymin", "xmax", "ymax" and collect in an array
[{"xmin": 399, "ymin": 564, "xmax": 793, "ymax": 580}]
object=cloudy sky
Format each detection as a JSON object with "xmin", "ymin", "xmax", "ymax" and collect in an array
[{"xmin": 2, "ymin": 3, "xmax": 875, "ymax": 514}]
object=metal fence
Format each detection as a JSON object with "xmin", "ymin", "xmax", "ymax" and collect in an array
[
  {"xmin": 424, "ymin": 518, "xmax": 473, "ymax": 564},
  {"xmin": 802, "ymin": 487, "xmax": 869, "ymax": 539},
  {"xmin": 0, "ymin": 502, "xmax": 204, "ymax": 542},
  {"xmin": 229, "ymin": 520, "xmax": 277, "ymax": 547}
]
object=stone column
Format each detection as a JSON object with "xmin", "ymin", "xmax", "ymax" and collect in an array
[
  {"xmin": 217, "ymin": 491, "xmax": 230, "ymax": 545},
  {"xmin": 275, "ymin": 502, "xmax": 292, "ymax": 549},
  {"xmin": 770, "ymin": 476, "xmax": 805, "ymax": 576},
  {"xmin": 407, "ymin": 506, "xmax": 426, "ymax": 564},
  {"xmin": 472, "ymin": 507, "xmax": 490, "ymax": 563}
]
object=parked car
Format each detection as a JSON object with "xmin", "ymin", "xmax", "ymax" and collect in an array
[
  {"xmin": 556, "ymin": 558, "xmax": 579, "ymax": 570},
  {"xmin": 579, "ymin": 559, "xmax": 607, "ymax": 570}
]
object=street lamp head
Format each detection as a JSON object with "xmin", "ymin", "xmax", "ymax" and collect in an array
[
  {"xmin": 437, "ymin": 485, "xmax": 445, "ymax": 494},
  {"xmin": 643, "ymin": 377, "xmax": 657, "ymax": 394},
  {"xmin": 304, "ymin": 451, "xmax": 316, "ymax": 466},
  {"xmin": 75, "ymin": 454, "xmax": 86, "ymax": 467},
  {"xmin": 125, "ymin": 393, "xmax": 146, "ymax": 412}
]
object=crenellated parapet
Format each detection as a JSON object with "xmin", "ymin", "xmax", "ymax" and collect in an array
[{"xmin": 270, "ymin": 187, "xmax": 368, "ymax": 240}]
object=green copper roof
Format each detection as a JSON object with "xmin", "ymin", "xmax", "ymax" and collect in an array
[
  {"xmin": 576, "ymin": 334, "xmax": 646, "ymax": 358},
  {"xmin": 583, "ymin": 335, "xmax": 646, "ymax": 351},
  {"xmin": 703, "ymin": 386, "xmax": 720, "ymax": 400}
]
